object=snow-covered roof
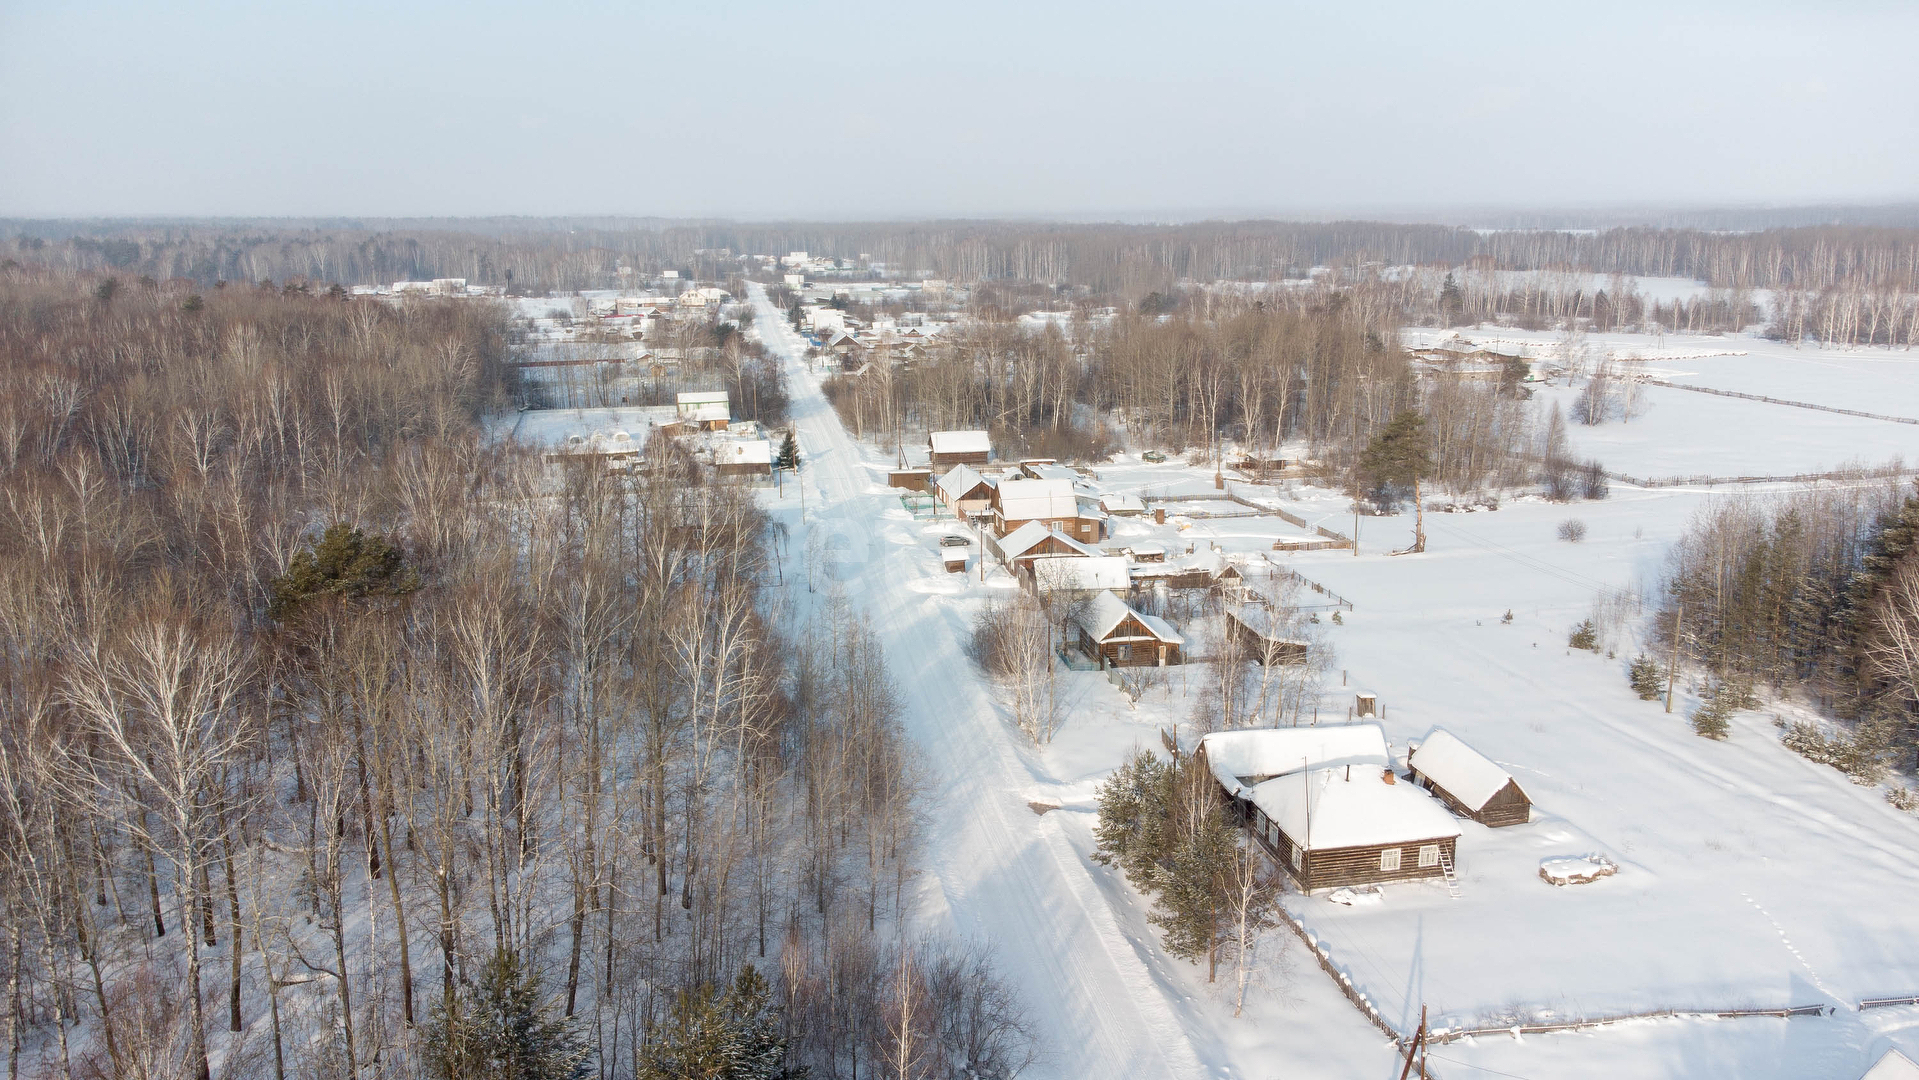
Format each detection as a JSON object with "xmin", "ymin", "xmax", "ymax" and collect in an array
[
  {"xmin": 1076, "ymin": 591, "xmax": 1182, "ymax": 644},
  {"xmin": 721, "ymin": 439, "xmax": 772, "ymax": 465},
  {"xmin": 929, "ymin": 430, "xmax": 991, "ymax": 455},
  {"xmin": 996, "ymin": 478, "xmax": 1080, "ymax": 521},
  {"xmin": 1250, "ymin": 767, "xmax": 1462, "ymax": 851},
  {"xmin": 1200, "ymin": 725, "xmax": 1390, "ymax": 799},
  {"xmin": 1001, "ymin": 521, "xmax": 1098, "ymax": 561},
  {"xmin": 1032, "ymin": 556, "xmax": 1131, "ymax": 593},
  {"xmin": 1408, "ymin": 729, "xmax": 1520, "ymax": 812},
  {"xmin": 677, "ymin": 391, "xmax": 729, "ymax": 406},
  {"xmin": 1862, "ymin": 1050, "xmax": 1919, "ymax": 1080},
  {"xmin": 1025, "ymin": 463, "xmax": 1079, "ymax": 482},
  {"xmin": 1100, "ymin": 492, "xmax": 1146, "ymax": 514},
  {"xmin": 936, "ymin": 463, "xmax": 993, "ymax": 502}
]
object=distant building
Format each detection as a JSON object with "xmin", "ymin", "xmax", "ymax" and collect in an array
[
  {"xmin": 675, "ymin": 391, "xmax": 730, "ymax": 431},
  {"xmin": 1075, "ymin": 592, "xmax": 1183, "ymax": 667}
]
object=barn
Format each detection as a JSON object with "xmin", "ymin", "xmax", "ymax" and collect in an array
[
  {"xmin": 1075, "ymin": 591, "xmax": 1183, "ymax": 667},
  {"xmin": 928, "ymin": 430, "xmax": 992, "ymax": 468},
  {"xmin": 1200, "ymin": 725, "xmax": 1462, "ymax": 892},
  {"xmin": 1407, "ymin": 728, "xmax": 1532, "ymax": 827},
  {"xmin": 1224, "ymin": 607, "xmax": 1309, "ymax": 664}
]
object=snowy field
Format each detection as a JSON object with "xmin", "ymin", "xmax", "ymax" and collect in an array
[
  {"xmin": 1407, "ymin": 326, "xmax": 1919, "ymax": 479},
  {"xmin": 674, "ymin": 285, "xmax": 1919, "ymax": 1079}
]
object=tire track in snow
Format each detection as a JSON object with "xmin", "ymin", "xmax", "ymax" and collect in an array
[{"xmin": 750, "ymin": 286, "xmax": 1208, "ymax": 1079}]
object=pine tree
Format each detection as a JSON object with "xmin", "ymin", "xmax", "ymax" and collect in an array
[
  {"xmin": 1358, "ymin": 410, "xmax": 1434, "ymax": 552},
  {"xmin": 268, "ymin": 521, "xmax": 418, "ymax": 621},
  {"xmin": 636, "ymin": 965, "xmax": 803, "ymax": 1080},
  {"xmin": 1092, "ymin": 748, "xmax": 1174, "ymax": 883},
  {"xmin": 777, "ymin": 430, "xmax": 800, "ymax": 471},
  {"xmin": 1629, "ymin": 654, "xmax": 1665, "ymax": 700},
  {"xmin": 1439, "ymin": 272, "xmax": 1463, "ymax": 327},
  {"xmin": 423, "ymin": 947, "xmax": 587, "ymax": 1080},
  {"xmin": 1690, "ymin": 681, "xmax": 1736, "ymax": 740}
]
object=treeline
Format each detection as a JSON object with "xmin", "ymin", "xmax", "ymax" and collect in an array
[
  {"xmin": 12, "ymin": 217, "xmax": 1919, "ymax": 300},
  {"xmin": 825, "ymin": 288, "xmax": 1551, "ymax": 499},
  {"xmin": 1657, "ymin": 477, "xmax": 1919, "ymax": 769},
  {"xmin": 0, "ymin": 270, "xmax": 1030, "ymax": 1079}
]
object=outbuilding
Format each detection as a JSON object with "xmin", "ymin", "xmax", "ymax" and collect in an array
[
  {"xmin": 935, "ymin": 464, "xmax": 996, "ymax": 518},
  {"xmin": 928, "ymin": 430, "xmax": 992, "ymax": 467},
  {"xmin": 1407, "ymin": 728, "xmax": 1531, "ymax": 827},
  {"xmin": 1075, "ymin": 591, "xmax": 1183, "ymax": 667}
]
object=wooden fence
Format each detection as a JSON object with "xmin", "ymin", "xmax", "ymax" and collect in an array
[{"xmin": 1642, "ymin": 378, "xmax": 1919, "ymax": 426}]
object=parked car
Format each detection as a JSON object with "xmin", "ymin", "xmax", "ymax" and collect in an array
[{"xmin": 939, "ymin": 534, "xmax": 971, "ymax": 548}]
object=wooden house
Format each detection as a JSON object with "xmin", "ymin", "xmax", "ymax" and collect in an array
[
  {"xmin": 1027, "ymin": 555, "xmax": 1130, "ymax": 596},
  {"xmin": 714, "ymin": 438, "xmax": 772, "ymax": 479},
  {"xmin": 1200, "ymin": 726, "xmax": 1461, "ymax": 892},
  {"xmin": 1407, "ymin": 729, "xmax": 1531, "ymax": 828},
  {"xmin": 993, "ymin": 520, "xmax": 1099, "ymax": 573},
  {"xmin": 675, "ymin": 391, "xmax": 731, "ymax": 431},
  {"xmin": 1225, "ymin": 607, "xmax": 1309, "ymax": 664},
  {"xmin": 992, "ymin": 477, "xmax": 1100, "ymax": 542},
  {"xmin": 928, "ymin": 430, "xmax": 992, "ymax": 468},
  {"xmin": 934, "ymin": 464, "xmax": 996, "ymax": 518},
  {"xmin": 1075, "ymin": 592, "xmax": 1183, "ymax": 667}
]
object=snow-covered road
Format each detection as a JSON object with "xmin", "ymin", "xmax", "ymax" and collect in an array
[{"xmin": 747, "ymin": 285, "xmax": 1214, "ymax": 1080}]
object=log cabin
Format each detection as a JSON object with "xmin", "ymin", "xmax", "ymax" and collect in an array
[
  {"xmin": 1075, "ymin": 591, "xmax": 1183, "ymax": 667},
  {"xmin": 1199, "ymin": 725, "xmax": 1461, "ymax": 891},
  {"xmin": 1407, "ymin": 728, "xmax": 1532, "ymax": 827}
]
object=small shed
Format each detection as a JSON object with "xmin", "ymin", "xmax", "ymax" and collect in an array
[
  {"xmin": 1354, "ymin": 692, "xmax": 1378, "ymax": 719},
  {"xmin": 1075, "ymin": 592, "xmax": 1183, "ymax": 667},
  {"xmin": 1225, "ymin": 607, "xmax": 1309, "ymax": 664},
  {"xmin": 1100, "ymin": 492, "xmax": 1147, "ymax": 517},
  {"xmin": 929, "ymin": 430, "xmax": 992, "ymax": 467},
  {"xmin": 888, "ymin": 468, "xmax": 932, "ymax": 492},
  {"xmin": 1407, "ymin": 729, "xmax": 1531, "ymax": 827},
  {"xmin": 675, "ymin": 391, "xmax": 731, "ymax": 431}
]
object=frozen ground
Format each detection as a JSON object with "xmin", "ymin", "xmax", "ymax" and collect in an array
[{"xmin": 739, "ymin": 285, "xmax": 1919, "ymax": 1079}]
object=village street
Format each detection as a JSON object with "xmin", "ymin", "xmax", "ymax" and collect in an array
[{"xmin": 744, "ymin": 283, "xmax": 1244, "ymax": 1080}]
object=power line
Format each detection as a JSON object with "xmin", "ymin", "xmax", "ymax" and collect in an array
[{"xmin": 1425, "ymin": 1053, "xmax": 1544, "ymax": 1080}]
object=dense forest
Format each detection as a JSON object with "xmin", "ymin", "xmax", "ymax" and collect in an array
[{"xmin": 0, "ymin": 268, "xmax": 1030, "ymax": 1079}]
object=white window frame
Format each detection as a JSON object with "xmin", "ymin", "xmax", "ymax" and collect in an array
[
  {"xmin": 1378, "ymin": 847, "xmax": 1402, "ymax": 872},
  {"xmin": 1418, "ymin": 844, "xmax": 1440, "ymax": 868},
  {"xmin": 1290, "ymin": 844, "xmax": 1303, "ymax": 870}
]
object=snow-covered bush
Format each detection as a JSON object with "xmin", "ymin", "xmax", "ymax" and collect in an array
[
  {"xmin": 1557, "ymin": 518, "xmax": 1587, "ymax": 543},
  {"xmin": 1782, "ymin": 720, "xmax": 1889, "ymax": 786}
]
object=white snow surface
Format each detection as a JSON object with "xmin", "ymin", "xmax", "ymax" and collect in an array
[
  {"xmin": 1200, "ymin": 725, "xmax": 1392, "ymax": 798},
  {"xmin": 1408, "ymin": 727, "xmax": 1519, "ymax": 812},
  {"xmin": 929, "ymin": 428, "xmax": 992, "ymax": 455}
]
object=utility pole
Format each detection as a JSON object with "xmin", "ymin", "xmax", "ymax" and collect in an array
[{"xmin": 1665, "ymin": 602, "xmax": 1682, "ymax": 714}]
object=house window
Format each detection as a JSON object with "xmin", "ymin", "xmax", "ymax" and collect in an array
[
  {"xmin": 1290, "ymin": 845, "xmax": 1302, "ymax": 870},
  {"xmin": 1117, "ymin": 644, "xmax": 1131, "ymax": 663},
  {"xmin": 1418, "ymin": 844, "xmax": 1440, "ymax": 869},
  {"xmin": 1378, "ymin": 847, "xmax": 1402, "ymax": 872}
]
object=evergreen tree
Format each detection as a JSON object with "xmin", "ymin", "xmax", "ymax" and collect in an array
[
  {"xmin": 777, "ymin": 430, "xmax": 801, "ymax": 471},
  {"xmin": 1092, "ymin": 747, "xmax": 1174, "ymax": 883},
  {"xmin": 1358, "ymin": 410, "xmax": 1434, "ymax": 552},
  {"xmin": 1628, "ymin": 654, "xmax": 1665, "ymax": 700},
  {"xmin": 423, "ymin": 947, "xmax": 587, "ymax": 1080},
  {"xmin": 268, "ymin": 521, "xmax": 418, "ymax": 621},
  {"xmin": 636, "ymin": 966, "xmax": 803, "ymax": 1080},
  {"xmin": 1438, "ymin": 272, "xmax": 1463, "ymax": 327}
]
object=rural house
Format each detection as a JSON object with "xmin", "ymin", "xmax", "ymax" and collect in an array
[
  {"xmin": 992, "ymin": 477, "xmax": 1100, "ymax": 541},
  {"xmin": 1075, "ymin": 591, "xmax": 1183, "ymax": 667},
  {"xmin": 929, "ymin": 429, "xmax": 992, "ymax": 467},
  {"xmin": 1200, "ymin": 726, "xmax": 1462, "ymax": 892},
  {"xmin": 675, "ymin": 391, "xmax": 731, "ymax": 431},
  {"xmin": 935, "ymin": 464, "xmax": 996, "ymax": 518},
  {"xmin": 714, "ymin": 438, "xmax": 772, "ymax": 480},
  {"xmin": 993, "ymin": 520, "xmax": 1099, "ymax": 573},
  {"xmin": 1407, "ymin": 729, "xmax": 1532, "ymax": 827}
]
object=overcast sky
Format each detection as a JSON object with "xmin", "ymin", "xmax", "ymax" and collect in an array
[{"xmin": 4, "ymin": 0, "xmax": 1916, "ymax": 221}]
